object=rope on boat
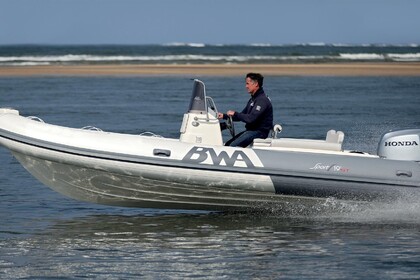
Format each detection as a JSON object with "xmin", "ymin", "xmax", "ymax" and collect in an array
[
  {"xmin": 139, "ymin": 131, "xmax": 163, "ymax": 138},
  {"xmin": 81, "ymin": 126, "xmax": 103, "ymax": 132},
  {"xmin": 26, "ymin": 116, "xmax": 45, "ymax": 123},
  {"xmin": 24, "ymin": 116, "xmax": 163, "ymax": 138}
]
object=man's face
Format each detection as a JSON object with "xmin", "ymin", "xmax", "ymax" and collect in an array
[{"xmin": 245, "ymin": 78, "xmax": 259, "ymax": 95}]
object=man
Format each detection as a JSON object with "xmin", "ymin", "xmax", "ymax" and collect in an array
[{"xmin": 218, "ymin": 73, "xmax": 273, "ymax": 147}]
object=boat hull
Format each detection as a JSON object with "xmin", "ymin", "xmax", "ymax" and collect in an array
[
  {"xmin": 1, "ymin": 110, "xmax": 420, "ymax": 211},
  {"xmin": 11, "ymin": 150, "xmax": 331, "ymax": 211},
  {"xmin": 6, "ymin": 141, "xmax": 418, "ymax": 211}
]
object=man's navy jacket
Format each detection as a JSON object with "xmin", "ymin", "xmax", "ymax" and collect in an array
[{"xmin": 231, "ymin": 88, "xmax": 273, "ymax": 137}]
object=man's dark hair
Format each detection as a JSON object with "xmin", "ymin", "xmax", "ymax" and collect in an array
[{"xmin": 246, "ymin": 73, "xmax": 264, "ymax": 87}]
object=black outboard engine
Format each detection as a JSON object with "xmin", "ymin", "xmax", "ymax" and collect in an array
[{"xmin": 377, "ymin": 129, "xmax": 420, "ymax": 161}]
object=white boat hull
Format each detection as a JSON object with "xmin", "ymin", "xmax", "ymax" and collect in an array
[
  {"xmin": 1, "ymin": 79, "xmax": 420, "ymax": 211},
  {"xmin": 9, "ymin": 146, "xmax": 325, "ymax": 211}
]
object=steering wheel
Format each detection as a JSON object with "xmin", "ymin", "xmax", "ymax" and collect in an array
[{"xmin": 226, "ymin": 115, "xmax": 235, "ymax": 137}]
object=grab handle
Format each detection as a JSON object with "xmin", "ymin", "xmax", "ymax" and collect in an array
[
  {"xmin": 153, "ymin": 149, "xmax": 171, "ymax": 157},
  {"xmin": 396, "ymin": 170, "xmax": 412, "ymax": 177}
]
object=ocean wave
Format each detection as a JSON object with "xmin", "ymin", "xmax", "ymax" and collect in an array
[
  {"xmin": 1, "ymin": 52, "xmax": 419, "ymax": 65},
  {"xmin": 0, "ymin": 54, "xmax": 274, "ymax": 62},
  {"xmin": 306, "ymin": 42, "xmax": 327, "ymax": 46},
  {"xmin": 387, "ymin": 53, "xmax": 420, "ymax": 61},
  {"xmin": 0, "ymin": 54, "xmax": 334, "ymax": 64},
  {"xmin": 6, "ymin": 62, "xmax": 51, "ymax": 66},
  {"xmin": 338, "ymin": 53, "xmax": 385, "ymax": 60},
  {"xmin": 250, "ymin": 43, "xmax": 272, "ymax": 47},
  {"xmin": 160, "ymin": 43, "xmax": 420, "ymax": 48},
  {"xmin": 163, "ymin": 42, "xmax": 206, "ymax": 47},
  {"xmin": 339, "ymin": 53, "xmax": 420, "ymax": 61}
]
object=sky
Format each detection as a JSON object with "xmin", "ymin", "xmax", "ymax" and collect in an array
[{"xmin": 1, "ymin": 0, "xmax": 420, "ymax": 45}]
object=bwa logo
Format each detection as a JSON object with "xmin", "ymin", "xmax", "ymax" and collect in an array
[{"xmin": 182, "ymin": 146, "xmax": 255, "ymax": 168}]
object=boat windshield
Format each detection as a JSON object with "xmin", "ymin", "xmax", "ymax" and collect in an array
[{"xmin": 187, "ymin": 79, "xmax": 207, "ymax": 114}]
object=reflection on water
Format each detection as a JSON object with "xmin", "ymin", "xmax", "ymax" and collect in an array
[{"xmin": 2, "ymin": 208, "xmax": 420, "ymax": 279}]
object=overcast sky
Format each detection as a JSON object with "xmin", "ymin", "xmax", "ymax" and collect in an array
[{"xmin": 1, "ymin": 0, "xmax": 419, "ymax": 45}]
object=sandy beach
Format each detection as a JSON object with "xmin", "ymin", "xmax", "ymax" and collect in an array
[{"xmin": 1, "ymin": 63, "xmax": 420, "ymax": 77}]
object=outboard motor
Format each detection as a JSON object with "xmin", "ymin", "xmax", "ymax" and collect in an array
[{"xmin": 377, "ymin": 129, "xmax": 420, "ymax": 161}]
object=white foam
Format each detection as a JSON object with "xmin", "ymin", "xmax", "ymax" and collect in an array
[
  {"xmin": 325, "ymin": 193, "xmax": 420, "ymax": 224},
  {"xmin": 1, "ymin": 51, "xmax": 419, "ymax": 65},
  {"xmin": 332, "ymin": 43, "xmax": 352, "ymax": 47},
  {"xmin": 387, "ymin": 53, "xmax": 420, "ymax": 61},
  {"xmin": 250, "ymin": 43, "xmax": 272, "ymax": 47},
  {"xmin": 5, "ymin": 62, "xmax": 51, "ymax": 66},
  {"xmin": 307, "ymin": 42, "xmax": 327, "ymax": 46},
  {"xmin": 338, "ymin": 53, "xmax": 385, "ymax": 60},
  {"xmin": 0, "ymin": 54, "xmax": 306, "ymax": 63},
  {"xmin": 164, "ymin": 42, "xmax": 205, "ymax": 47}
]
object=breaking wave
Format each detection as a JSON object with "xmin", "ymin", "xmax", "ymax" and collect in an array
[
  {"xmin": 1, "ymin": 44, "xmax": 419, "ymax": 65},
  {"xmin": 339, "ymin": 53, "xmax": 420, "ymax": 61},
  {"xmin": 1, "ymin": 53, "xmax": 420, "ymax": 66}
]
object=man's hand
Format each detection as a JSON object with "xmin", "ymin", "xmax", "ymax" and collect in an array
[{"xmin": 227, "ymin": 110, "xmax": 235, "ymax": 116}]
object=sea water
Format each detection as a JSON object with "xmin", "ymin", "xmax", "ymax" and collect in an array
[
  {"xmin": 1, "ymin": 44, "xmax": 420, "ymax": 65},
  {"xmin": 1, "ymin": 76, "xmax": 420, "ymax": 279}
]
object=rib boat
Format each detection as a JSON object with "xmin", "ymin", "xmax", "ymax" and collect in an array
[{"xmin": 0, "ymin": 80, "xmax": 419, "ymax": 211}]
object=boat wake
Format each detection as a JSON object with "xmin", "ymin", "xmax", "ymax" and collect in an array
[
  {"xmin": 247, "ymin": 189, "xmax": 420, "ymax": 225},
  {"xmin": 307, "ymin": 191, "xmax": 420, "ymax": 225},
  {"xmin": 331, "ymin": 198, "xmax": 420, "ymax": 225}
]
